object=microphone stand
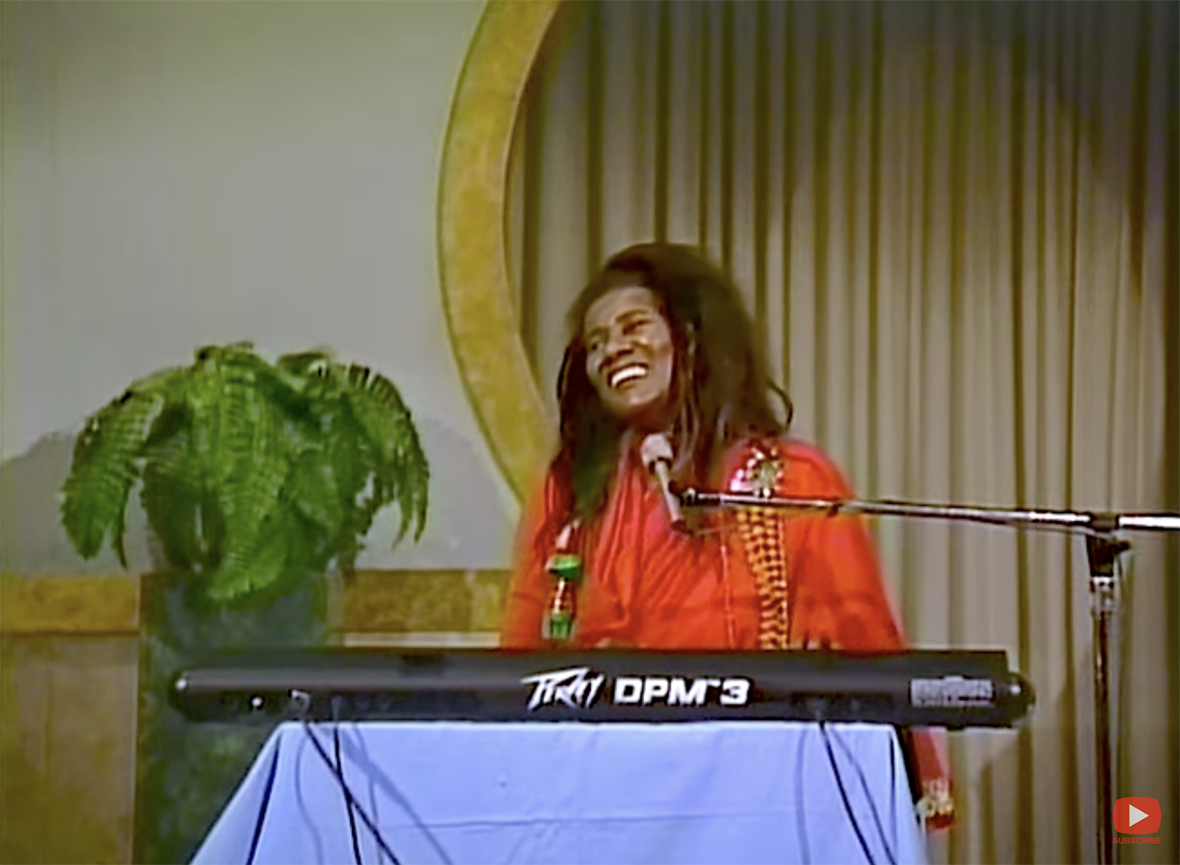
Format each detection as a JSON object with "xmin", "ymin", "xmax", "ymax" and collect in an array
[{"xmin": 677, "ymin": 486, "xmax": 1180, "ymax": 865}]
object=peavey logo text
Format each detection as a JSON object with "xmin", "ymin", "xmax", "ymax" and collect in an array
[
  {"xmin": 521, "ymin": 667, "xmax": 753, "ymax": 712},
  {"xmin": 520, "ymin": 667, "xmax": 606, "ymax": 710}
]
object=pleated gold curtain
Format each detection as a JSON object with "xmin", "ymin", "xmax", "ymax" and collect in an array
[{"xmin": 506, "ymin": 2, "xmax": 1178, "ymax": 863}]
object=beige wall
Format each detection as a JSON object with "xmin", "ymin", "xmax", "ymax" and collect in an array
[{"xmin": 0, "ymin": 0, "xmax": 520, "ymax": 576}]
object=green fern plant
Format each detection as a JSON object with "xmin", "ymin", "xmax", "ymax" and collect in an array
[{"xmin": 59, "ymin": 343, "xmax": 429, "ymax": 604}]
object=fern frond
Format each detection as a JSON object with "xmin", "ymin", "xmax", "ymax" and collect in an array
[
  {"xmin": 276, "ymin": 350, "xmax": 335, "ymax": 381},
  {"xmin": 205, "ymin": 507, "xmax": 291, "ymax": 604},
  {"xmin": 323, "ymin": 409, "xmax": 370, "ymax": 574},
  {"xmin": 185, "ymin": 347, "xmax": 287, "ymax": 483},
  {"xmin": 341, "ymin": 364, "xmax": 430, "ymax": 544},
  {"xmin": 140, "ymin": 418, "xmax": 204, "ymax": 572},
  {"xmin": 61, "ymin": 387, "xmax": 165, "ymax": 563},
  {"xmin": 207, "ymin": 355, "xmax": 291, "ymax": 598},
  {"xmin": 283, "ymin": 449, "xmax": 343, "ymax": 540}
]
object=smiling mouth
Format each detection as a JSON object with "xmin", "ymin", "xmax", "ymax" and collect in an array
[{"xmin": 607, "ymin": 363, "xmax": 648, "ymax": 389}]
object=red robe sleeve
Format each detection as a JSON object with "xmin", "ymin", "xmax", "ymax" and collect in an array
[
  {"xmin": 791, "ymin": 454, "xmax": 906, "ymax": 651},
  {"xmin": 787, "ymin": 443, "xmax": 956, "ymax": 831},
  {"xmin": 499, "ymin": 473, "xmax": 556, "ymax": 649}
]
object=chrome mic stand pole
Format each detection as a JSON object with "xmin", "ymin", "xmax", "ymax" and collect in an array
[
  {"xmin": 1083, "ymin": 521, "xmax": 1129, "ymax": 865},
  {"xmin": 677, "ymin": 487, "xmax": 1180, "ymax": 865}
]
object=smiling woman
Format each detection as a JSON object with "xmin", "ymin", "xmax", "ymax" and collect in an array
[
  {"xmin": 439, "ymin": 0, "xmax": 958, "ymax": 831},
  {"xmin": 500, "ymin": 242, "xmax": 956, "ymax": 830},
  {"xmin": 582, "ymin": 286, "xmax": 675, "ymax": 429}
]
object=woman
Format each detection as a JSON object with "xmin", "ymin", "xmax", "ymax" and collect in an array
[{"xmin": 500, "ymin": 242, "xmax": 954, "ymax": 830}]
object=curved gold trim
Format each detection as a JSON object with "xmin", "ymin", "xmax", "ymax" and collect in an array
[{"xmin": 437, "ymin": 0, "xmax": 562, "ymax": 503}]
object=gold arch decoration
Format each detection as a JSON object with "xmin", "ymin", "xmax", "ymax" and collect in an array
[{"xmin": 437, "ymin": 0, "xmax": 562, "ymax": 504}]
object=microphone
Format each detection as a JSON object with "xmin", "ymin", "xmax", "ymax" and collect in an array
[{"xmin": 640, "ymin": 433, "xmax": 687, "ymax": 532}]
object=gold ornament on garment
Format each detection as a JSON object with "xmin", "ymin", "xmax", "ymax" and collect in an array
[{"xmin": 729, "ymin": 444, "xmax": 792, "ymax": 649}]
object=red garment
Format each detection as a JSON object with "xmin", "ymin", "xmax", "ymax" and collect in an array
[{"xmin": 501, "ymin": 436, "xmax": 955, "ymax": 829}]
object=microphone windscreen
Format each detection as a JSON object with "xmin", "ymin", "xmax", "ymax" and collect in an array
[{"xmin": 640, "ymin": 433, "xmax": 674, "ymax": 470}]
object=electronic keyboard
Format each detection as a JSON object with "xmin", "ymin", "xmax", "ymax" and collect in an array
[{"xmin": 171, "ymin": 647, "xmax": 1035, "ymax": 729}]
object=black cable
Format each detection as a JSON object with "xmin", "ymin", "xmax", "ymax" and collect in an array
[
  {"xmin": 301, "ymin": 722, "xmax": 402, "ymax": 865},
  {"xmin": 245, "ymin": 736, "xmax": 284, "ymax": 865},
  {"xmin": 342, "ymin": 731, "xmax": 455, "ymax": 865},
  {"xmin": 332, "ymin": 715, "xmax": 364, "ymax": 865},
  {"xmin": 817, "ymin": 722, "xmax": 881, "ymax": 865},
  {"xmin": 331, "ymin": 697, "xmax": 364, "ymax": 865},
  {"xmin": 828, "ymin": 725, "xmax": 899, "ymax": 865}
]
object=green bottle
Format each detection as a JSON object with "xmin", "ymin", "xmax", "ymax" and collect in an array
[{"xmin": 544, "ymin": 553, "xmax": 582, "ymax": 643}]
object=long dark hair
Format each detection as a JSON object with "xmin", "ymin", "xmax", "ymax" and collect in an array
[{"xmin": 545, "ymin": 242, "xmax": 793, "ymax": 538}]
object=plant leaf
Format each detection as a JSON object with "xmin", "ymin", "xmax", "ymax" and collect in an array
[
  {"xmin": 205, "ymin": 508, "xmax": 291, "ymax": 604},
  {"xmin": 324, "ymin": 408, "xmax": 370, "ymax": 574},
  {"xmin": 140, "ymin": 418, "xmax": 204, "ymax": 572},
  {"xmin": 341, "ymin": 363, "xmax": 430, "ymax": 545},
  {"xmin": 60, "ymin": 386, "xmax": 164, "ymax": 563},
  {"xmin": 283, "ymin": 447, "xmax": 342, "ymax": 542},
  {"xmin": 205, "ymin": 351, "xmax": 290, "ymax": 599}
]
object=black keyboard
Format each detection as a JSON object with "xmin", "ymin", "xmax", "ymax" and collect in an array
[{"xmin": 171, "ymin": 647, "xmax": 1035, "ymax": 730}]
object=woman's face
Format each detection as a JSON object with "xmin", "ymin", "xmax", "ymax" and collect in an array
[{"xmin": 582, "ymin": 285, "xmax": 676, "ymax": 427}]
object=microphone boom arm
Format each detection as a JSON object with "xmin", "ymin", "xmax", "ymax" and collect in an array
[
  {"xmin": 677, "ymin": 484, "xmax": 1179, "ymax": 865},
  {"xmin": 676, "ymin": 487, "xmax": 1180, "ymax": 534}
]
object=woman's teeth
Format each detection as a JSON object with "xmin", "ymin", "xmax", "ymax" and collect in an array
[{"xmin": 609, "ymin": 364, "xmax": 648, "ymax": 388}]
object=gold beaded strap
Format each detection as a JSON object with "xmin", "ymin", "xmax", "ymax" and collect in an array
[{"xmin": 729, "ymin": 443, "xmax": 791, "ymax": 649}]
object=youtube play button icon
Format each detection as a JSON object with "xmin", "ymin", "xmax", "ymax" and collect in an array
[{"xmin": 1114, "ymin": 797, "xmax": 1161, "ymax": 835}]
